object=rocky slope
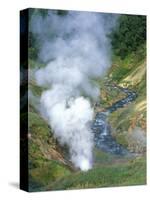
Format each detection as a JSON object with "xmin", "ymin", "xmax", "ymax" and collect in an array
[
  {"xmin": 107, "ymin": 46, "xmax": 146, "ymax": 154},
  {"xmin": 27, "ymin": 43, "xmax": 146, "ymax": 191}
]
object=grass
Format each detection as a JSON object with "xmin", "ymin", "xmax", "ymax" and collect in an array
[
  {"xmin": 26, "ymin": 43, "xmax": 146, "ymax": 191},
  {"xmin": 29, "ymin": 58, "xmax": 45, "ymax": 69},
  {"xmin": 27, "ymin": 58, "xmax": 73, "ymax": 192},
  {"xmin": 47, "ymin": 156, "xmax": 146, "ymax": 190},
  {"xmin": 28, "ymin": 110, "xmax": 72, "ymax": 192},
  {"xmin": 108, "ymin": 97, "xmax": 146, "ymax": 150},
  {"xmin": 29, "ymin": 81, "xmax": 43, "ymax": 97},
  {"xmin": 93, "ymin": 148, "xmax": 115, "ymax": 165},
  {"xmin": 28, "ymin": 112, "xmax": 50, "ymax": 138},
  {"xmin": 29, "ymin": 159, "xmax": 71, "ymax": 192},
  {"xmin": 100, "ymin": 43, "xmax": 146, "ymax": 152},
  {"xmin": 99, "ymin": 83, "xmax": 126, "ymax": 108},
  {"xmin": 28, "ymin": 108, "xmax": 146, "ymax": 192},
  {"xmin": 109, "ymin": 43, "xmax": 146, "ymax": 84}
]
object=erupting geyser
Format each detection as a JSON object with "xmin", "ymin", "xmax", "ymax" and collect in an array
[
  {"xmin": 80, "ymin": 158, "xmax": 92, "ymax": 171},
  {"xmin": 31, "ymin": 10, "xmax": 117, "ymax": 171}
]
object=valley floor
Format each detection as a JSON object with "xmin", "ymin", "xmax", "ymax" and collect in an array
[
  {"xmin": 46, "ymin": 154, "xmax": 146, "ymax": 191},
  {"xmin": 28, "ymin": 46, "xmax": 146, "ymax": 191}
]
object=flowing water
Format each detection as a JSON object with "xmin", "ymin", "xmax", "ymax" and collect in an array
[{"xmin": 92, "ymin": 85, "xmax": 137, "ymax": 155}]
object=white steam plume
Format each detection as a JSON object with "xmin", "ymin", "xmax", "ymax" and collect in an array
[{"xmin": 30, "ymin": 10, "xmax": 117, "ymax": 171}]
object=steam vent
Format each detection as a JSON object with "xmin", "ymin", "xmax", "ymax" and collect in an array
[{"xmin": 20, "ymin": 8, "xmax": 146, "ymax": 192}]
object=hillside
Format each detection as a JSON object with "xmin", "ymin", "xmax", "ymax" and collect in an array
[
  {"xmin": 26, "ymin": 11, "xmax": 146, "ymax": 191},
  {"xmin": 27, "ymin": 42, "xmax": 146, "ymax": 191},
  {"xmin": 107, "ymin": 45, "xmax": 146, "ymax": 153}
]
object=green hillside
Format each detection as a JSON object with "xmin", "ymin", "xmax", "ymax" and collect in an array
[
  {"xmin": 107, "ymin": 44, "xmax": 146, "ymax": 153},
  {"xmin": 27, "ymin": 13, "xmax": 146, "ymax": 191}
]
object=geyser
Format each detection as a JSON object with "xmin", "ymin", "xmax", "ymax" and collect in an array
[{"xmin": 31, "ymin": 10, "xmax": 117, "ymax": 171}]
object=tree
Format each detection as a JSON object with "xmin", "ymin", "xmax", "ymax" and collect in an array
[{"xmin": 111, "ymin": 15, "xmax": 146, "ymax": 59}]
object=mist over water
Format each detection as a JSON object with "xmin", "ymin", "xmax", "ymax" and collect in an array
[{"xmin": 30, "ymin": 10, "xmax": 117, "ymax": 171}]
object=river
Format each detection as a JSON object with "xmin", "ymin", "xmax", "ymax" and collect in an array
[{"xmin": 92, "ymin": 84, "xmax": 137, "ymax": 155}]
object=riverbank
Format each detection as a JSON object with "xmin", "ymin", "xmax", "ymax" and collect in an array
[{"xmin": 27, "ymin": 25, "xmax": 146, "ymax": 191}]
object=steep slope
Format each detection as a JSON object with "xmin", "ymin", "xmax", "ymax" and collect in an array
[
  {"xmin": 27, "ymin": 49, "xmax": 146, "ymax": 191},
  {"xmin": 28, "ymin": 69, "xmax": 73, "ymax": 191},
  {"xmin": 27, "ymin": 20, "xmax": 146, "ymax": 190},
  {"xmin": 104, "ymin": 44, "xmax": 146, "ymax": 153}
]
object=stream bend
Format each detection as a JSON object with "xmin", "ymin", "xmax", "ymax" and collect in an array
[{"xmin": 92, "ymin": 85, "xmax": 137, "ymax": 155}]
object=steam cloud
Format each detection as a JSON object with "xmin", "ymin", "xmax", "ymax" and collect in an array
[{"xmin": 30, "ymin": 10, "xmax": 117, "ymax": 171}]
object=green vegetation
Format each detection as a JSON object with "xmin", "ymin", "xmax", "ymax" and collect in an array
[
  {"xmin": 29, "ymin": 112, "xmax": 50, "ymax": 139},
  {"xmin": 98, "ymin": 81, "xmax": 126, "ymax": 108},
  {"xmin": 111, "ymin": 15, "xmax": 146, "ymax": 59},
  {"xmin": 109, "ymin": 43, "xmax": 146, "ymax": 83},
  {"xmin": 102, "ymin": 23, "xmax": 146, "ymax": 151},
  {"xmin": 26, "ymin": 12, "xmax": 146, "ymax": 191},
  {"xmin": 29, "ymin": 159, "xmax": 71, "ymax": 192},
  {"xmin": 93, "ymin": 148, "xmax": 115, "ymax": 165},
  {"xmin": 47, "ymin": 156, "xmax": 146, "ymax": 190},
  {"xmin": 105, "ymin": 42, "xmax": 146, "ymax": 152},
  {"xmin": 28, "ymin": 110, "xmax": 72, "ymax": 191}
]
